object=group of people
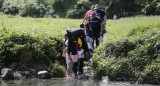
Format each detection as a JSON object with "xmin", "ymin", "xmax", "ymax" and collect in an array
[
  {"xmin": 62, "ymin": 4, "xmax": 107, "ymax": 78},
  {"xmin": 83, "ymin": 4, "xmax": 107, "ymax": 47}
]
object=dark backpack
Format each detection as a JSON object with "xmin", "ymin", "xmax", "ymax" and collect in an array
[
  {"xmin": 66, "ymin": 29, "xmax": 85, "ymax": 39},
  {"xmin": 66, "ymin": 29, "xmax": 88, "ymax": 52}
]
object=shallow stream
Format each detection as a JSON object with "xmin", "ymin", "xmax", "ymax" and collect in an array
[{"xmin": 0, "ymin": 78, "xmax": 158, "ymax": 86}]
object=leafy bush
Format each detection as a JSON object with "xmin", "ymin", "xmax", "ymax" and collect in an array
[
  {"xmin": 142, "ymin": 57, "xmax": 160, "ymax": 84},
  {"xmin": 19, "ymin": 1, "xmax": 52, "ymax": 17},
  {"xmin": 0, "ymin": 29, "xmax": 64, "ymax": 71},
  {"xmin": 142, "ymin": 0, "xmax": 160, "ymax": 15},
  {"xmin": 2, "ymin": 0, "xmax": 22, "ymax": 15},
  {"xmin": 0, "ymin": 0, "xmax": 4, "ymax": 9},
  {"xmin": 48, "ymin": 63, "xmax": 66, "ymax": 77},
  {"xmin": 50, "ymin": 0, "xmax": 77, "ymax": 17},
  {"xmin": 93, "ymin": 23, "xmax": 160, "ymax": 84},
  {"xmin": 1, "ymin": 0, "xmax": 52, "ymax": 17},
  {"xmin": 93, "ymin": 39, "xmax": 136, "ymax": 60},
  {"xmin": 67, "ymin": 0, "xmax": 92, "ymax": 18},
  {"xmin": 94, "ymin": 57, "xmax": 134, "ymax": 80}
]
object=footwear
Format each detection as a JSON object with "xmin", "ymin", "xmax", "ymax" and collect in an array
[
  {"xmin": 66, "ymin": 71, "xmax": 69, "ymax": 75},
  {"xmin": 74, "ymin": 75, "xmax": 78, "ymax": 78}
]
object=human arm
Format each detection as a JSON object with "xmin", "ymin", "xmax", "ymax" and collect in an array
[
  {"xmin": 104, "ymin": 15, "xmax": 107, "ymax": 25},
  {"xmin": 67, "ymin": 39, "xmax": 72, "ymax": 62},
  {"xmin": 99, "ymin": 18, "xmax": 103, "ymax": 36},
  {"xmin": 82, "ymin": 12, "xmax": 88, "ymax": 24},
  {"xmin": 82, "ymin": 16, "xmax": 87, "ymax": 24},
  {"xmin": 62, "ymin": 40, "xmax": 65, "ymax": 57},
  {"xmin": 62, "ymin": 40, "xmax": 65, "ymax": 51},
  {"xmin": 100, "ymin": 23, "xmax": 103, "ymax": 36},
  {"xmin": 103, "ymin": 10, "xmax": 107, "ymax": 25},
  {"xmin": 68, "ymin": 54, "xmax": 72, "ymax": 62}
]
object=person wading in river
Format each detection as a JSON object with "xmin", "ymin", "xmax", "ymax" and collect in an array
[
  {"xmin": 62, "ymin": 34, "xmax": 73, "ymax": 77},
  {"xmin": 67, "ymin": 29, "xmax": 88, "ymax": 78}
]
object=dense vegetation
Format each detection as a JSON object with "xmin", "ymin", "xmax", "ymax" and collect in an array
[
  {"xmin": 93, "ymin": 16, "xmax": 160, "ymax": 84},
  {"xmin": 0, "ymin": 13, "xmax": 81, "ymax": 77},
  {"xmin": 0, "ymin": 12, "xmax": 160, "ymax": 84},
  {"xmin": 0, "ymin": 0, "xmax": 160, "ymax": 18}
]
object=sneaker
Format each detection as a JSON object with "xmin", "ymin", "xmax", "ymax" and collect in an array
[
  {"xmin": 74, "ymin": 75, "xmax": 78, "ymax": 78},
  {"xmin": 66, "ymin": 71, "xmax": 69, "ymax": 75}
]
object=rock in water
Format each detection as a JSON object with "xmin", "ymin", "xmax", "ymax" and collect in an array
[
  {"xmin": 38, "ymin": 71, "xmax": 51, "ymax": 79},
  {"xmin": 1, "ymin": 68, "xmax": 14, "ymax": 80},
  {"xmin": 14, "ymin": 71, "xmax": 23, "ymax": 80}
]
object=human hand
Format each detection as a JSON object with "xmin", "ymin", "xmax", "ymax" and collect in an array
[
  {"xmin": 100, "ymin": 31, "xmax": 103, "ymax": 36},
  {"xmin": 69, "ymin": 55, "xmax": 73, "ymax": 62},
  {"xmin": 62, "ymin": 53, "xmax": 65, "ymax": 57}
]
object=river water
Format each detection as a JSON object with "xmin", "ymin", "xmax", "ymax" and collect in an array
[{"xmin": 0, "ymin": 77, "xmax": 158, "ymax": 86}]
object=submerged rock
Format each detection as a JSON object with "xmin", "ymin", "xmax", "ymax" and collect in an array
[
  {"xmin": 14, "ymin": 71, "xmax": 23, "ymax": 80},
  {"xmin": 78, "ymin": 62, "xmax": 94, "ymax": 80},
  {"xmin": 1, "ymin": 68, "xmax": 14, "ymax": 80},
  {"xmin": 38, "ymin": 71, "xmax": 51, "ymax": 79}
]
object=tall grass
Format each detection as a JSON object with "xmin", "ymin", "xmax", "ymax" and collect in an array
[
  {"xmin": 105, "ymin": 16, "xmax": 160, "ymax": 43},
  {"xmin": 0, "ymin": 14, "xmax": 82, "ymax": 39}
]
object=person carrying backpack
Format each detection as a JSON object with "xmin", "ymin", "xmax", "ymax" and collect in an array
[{"xmin": 67, "ymin": 29, "xmax": 89, "ymax": 78}]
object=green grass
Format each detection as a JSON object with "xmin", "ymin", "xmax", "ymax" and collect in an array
[
  {"xmin": 1, "ymin": 13, "xmax": 160, "ymax": 41},
  {"xmin": 105, "ymin": 16, "xmax": 160, "ymax": 43},
  {"xmin": 1, "ymin": 13, "xmax": 160, "ymax": 80},
  {"xmin": 0, "ymin": 13, "xmax": 82, "ymax": 39}
]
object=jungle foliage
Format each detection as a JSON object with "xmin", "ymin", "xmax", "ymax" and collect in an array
[{"xmin": 0, "ymin": 0, "xmax": 160, "ymax": 18}]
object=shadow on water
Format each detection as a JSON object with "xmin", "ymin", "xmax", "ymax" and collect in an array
[{"xmin": 0, "ymin": 77, "xmax": 159, "ymax": 86}]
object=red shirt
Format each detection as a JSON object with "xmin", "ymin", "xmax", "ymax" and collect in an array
[
  {"xmin": 84, "ymin": 10, "xmax": 94, "ymax": 24},
  {"xmin": 86, "ymin": 10, "xmax": 94, "ymax": 17}
]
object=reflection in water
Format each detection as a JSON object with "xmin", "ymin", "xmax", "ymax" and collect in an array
[{"xmin": 0, "ymin": 77, "xmax": 158, "ymax": 86}]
